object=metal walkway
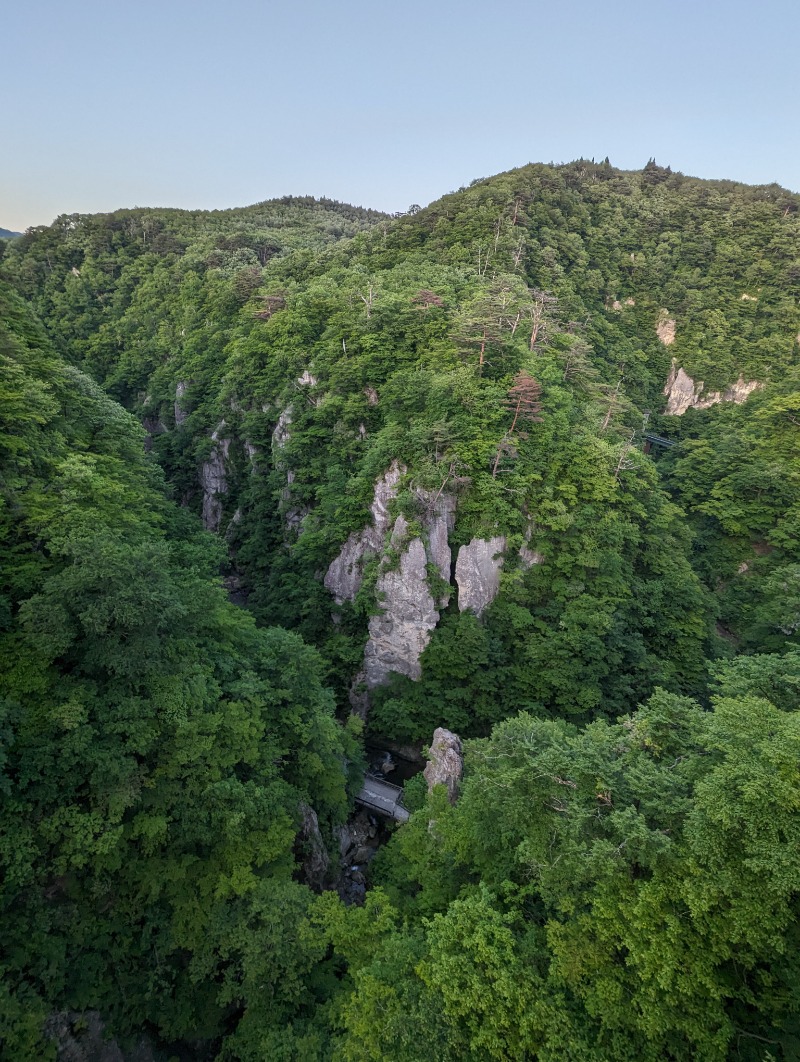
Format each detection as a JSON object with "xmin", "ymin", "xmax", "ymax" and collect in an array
[
  {"xmin": 356, "ymin": 775, "xmax": 410, "ymax": 823},
  {"xmin": 643, "ymin": 432, "xmax": 677, "ymax": 450}
]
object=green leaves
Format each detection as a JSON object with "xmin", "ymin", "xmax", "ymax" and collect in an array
[
  {"xmin": 0, "ymin": 284, "xmax": 354, "ymax": 1054},
  {"xmin": 341, "ymin": 660, "xmax": 800, "ymax": 1059}
]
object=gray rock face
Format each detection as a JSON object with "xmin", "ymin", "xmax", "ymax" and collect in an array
[
  {"xmin": 723, "ymin": 377, "xmax": 762, "ymax": 404},
  {"xmin": 423, "ymin": 727, "xmax": 463, "ymax": 803},
  {"xmin": 297, "ymin": 802, "xmax": 329, "ymax": 892},
  {"xmin": 663, "ymin": 359, "xmax": 761, "ymax": 416},
  {"xmin": 327, "ymin": 467, "xmax": 459, "ymax": 704},
  {"xmin": 174, "ymin": 380, "xmax": 189, "ymax": 426},
  {"xmin": 656, "ymin": 311, "xmax": 676, "ymax": 346},
  {"xmin": 663, "ymin": 363, "xmax": 700, "ymax": 415},
  {"xmin": 141, "ymin": 416, "xmax": 167, "ymax": 436},
  {"xmin": 364, "ymin": 525, "xmax": 440, "ymax": 687},
  {"xmin": 200, "ymin": 422, "xmax": 230, "ymax": 532},
  {"xmin": 142, "ymin": 415, "xmax": 167, "ymax": 452},
  {"xmin": 361, "ymin": 488, "xmax": 456, "ymax": 690},
  {"xmin": 336, "ymin": 809, "xmax": 380, "ymax": 906},
  {"xmin": 423, "ymin": 491, "xmax": 457, "ymax": 593},
  {"xmin": 348, "ymin": 667, "xmax": 370, "ymax": 717},
  {"xmin": 272, "ymin": 406, "xmax": 292, "ymax": 448},
  {"xmin": 455, "ymin": 536, "xmax": 506, "ymax": 616},
  {"xmin": 324, "ymin": 461, "xmax": 405, "ymax": 605},
  {"xmin": 272, "ymin": 405, "xmax": 311, "ymax": 533},
  {"xmin": 519, "ymin": 543, "xmax": 544, "ymax": 568}
]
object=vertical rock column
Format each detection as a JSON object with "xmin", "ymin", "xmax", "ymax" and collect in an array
[{"xmin": 200, "ymin": 422, "xmax": 230, "ymax": 532}]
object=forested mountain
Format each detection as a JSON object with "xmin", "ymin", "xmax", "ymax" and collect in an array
[
  {"xmin": 0, "ymin": 229, "xmax": 21, "ymax": 240},
  {"xmin": 2, "ymin": 161, "xmax": 800, "ymax": 1059}
]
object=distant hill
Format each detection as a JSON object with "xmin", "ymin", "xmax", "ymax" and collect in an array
[{"xmin": 0, "ymin": 226, "xmax": 22, "ymax": 238}]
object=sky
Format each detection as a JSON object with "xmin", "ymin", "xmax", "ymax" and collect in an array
[{"xmin": 2, "ymin": 0, "xmax": 798, "ymax": 231}]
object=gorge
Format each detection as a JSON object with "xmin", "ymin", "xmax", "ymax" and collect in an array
[{"xmin": 2, "ymin": 160, "xmax": 800, "ymax": 1061}]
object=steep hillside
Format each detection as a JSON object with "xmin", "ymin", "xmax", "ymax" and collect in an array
[
  {"xmin": 3, "ymin": 160, "xmax": 800, "ymax": 1061},
  {"xmin": 4, "ymin": 195, "xmax": 385, "ymax": 401},
  {"xmin": 0, "ymin": 281, "xmax": 360, "ymax": 1057},
  {"xmin": 5, "ymin": 161, "xmax": 799, "ymax": 740}
]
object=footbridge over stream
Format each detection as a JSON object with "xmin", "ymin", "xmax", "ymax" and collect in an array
[{"xmin": 356, "ymin": 775, "xmax": 410, "ymax": 823}]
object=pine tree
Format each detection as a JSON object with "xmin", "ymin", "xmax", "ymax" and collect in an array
[{"xmin": 492, "ymin": 371, "xmax": 542, "ymax": 478}]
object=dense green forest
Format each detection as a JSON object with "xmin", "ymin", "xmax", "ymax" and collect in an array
[{"xmin": 1, "ymin": 162, "xmax": 799, "ymax": 1059}]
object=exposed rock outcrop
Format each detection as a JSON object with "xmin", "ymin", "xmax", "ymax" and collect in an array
[
  {"xmin": 455, "ymin": 536, "xmax": 506, "ymax": 616},
  {"xmin": 200, "ymin": 421, "xmax": 230, "ymax": 532},
  {"xmin": 361, "ymin": 488, "xmax": 457, "ymax": 690},
  {"xmin": 273, "ymin": 398, "xmax": 312, "ymax": 533},
  {"xmin": 656, "ymin": 311, "xmax": 676, "ymax": 346},
  {"xmin": 174, "ymin": 379, "xmax": 189, "ymax": 426},
  {"xmin": 272, "ymin": 406, "xmax": 292, "ymax": 448},
  {"xmin": 141, "ymin": 416, "xmax": 167, "ymax": 437},
  {"xmin": 663, "ymin": 359, "xmax": 762, "ymax": 416},
  {"xmin": 719, "ymin": 376, "xmax": 762, "ymax": 404},
  {"xmin": 328, "ymin": 468, "xmax": 459, "ymax": 703},
  {"xmin": 336, "ymin": 809, "xmax": 380, "ymax": 906},
  {"xmin": 141, "ymin": 415, "xmax": 167, "ymax": 452},
  {"xmin": 424, "ymin": 491, "xmax": 457, "ymax": 593},
  {"xmin": 519, "ymin": 543, "xmax": 545, "ymax": 568},
  {"xmin": 662, "ymin": 363, "xmax": 700, "ymax": 415},
  {"xmin": 348, "ymin": 668, "xmax": 370, "ymax": 717},
  {"xmin": 364, "ymin": 519, "xmax": 440, "ymax": 687},
  {"xmin": 424, "ymin": 727, "xmax": 463, "ymax": 804},
  {"xmin": 324, "ymin": 461, "xmax": 405, "ymax": 605},
  {"xmin": 297, "ymin": 802, "xmax": 329, "ymax": 892}
]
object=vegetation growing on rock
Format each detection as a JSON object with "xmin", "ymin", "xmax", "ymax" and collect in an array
[{"xmin": 1, "ymin": 160, "xmax": 799, "ymax": 1059}]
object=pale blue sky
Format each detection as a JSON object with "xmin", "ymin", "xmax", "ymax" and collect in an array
[{"xmin": 2, "ymin": 0, "xmax": 798, "ymax": 230}]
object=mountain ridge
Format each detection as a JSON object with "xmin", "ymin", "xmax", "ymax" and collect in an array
[{"xmin": 2, "ymin": 157, "xmax": 799, "ymax": 1060}]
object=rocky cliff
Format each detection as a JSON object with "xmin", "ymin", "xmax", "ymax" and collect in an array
[
  {"xmin": 363, "ymin": 517, "xmax": 442, "ymax": 688},
  {"xmin": 200, "ymin": 422, "xmax": 230, "ymax": 532},
  {"xmin": 663, "ymin": 359, "xmax": 761, "ymax": 415},
  {"xmin": 325, "ymin": 465, "xmax": 544, "ymax": 713},
  {"xmin": 325, "ymin": 461, "xmax": 405, "ymax": 605},
  {"xmin": 455, "ymin": 536, "xmax": 506, "ymax": 616}
]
